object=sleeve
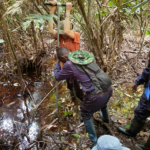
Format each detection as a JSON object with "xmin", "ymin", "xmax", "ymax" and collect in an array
[
  {"xmin": 54, "ymin": 62, "xmax": 74, "ymax": 81},
  {"xmin": 135, "ymin": 62, "xmax": 150, "ymax": 85},
  {"xmin": 73, "ymin": 32, "xmax": 80, "ymax": 43}
]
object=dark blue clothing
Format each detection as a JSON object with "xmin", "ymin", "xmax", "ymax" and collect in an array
[
  {"xmin": 135, "ymin": 62, "xmax": 150, "ymax": 88},
  {"xmin": 134, "ymin": 62, "xmax": 150, "ymax": 129},
  {"xmin": 54, "ymin": 61, "xmax": 112, "ymax": 120},
  {"xmin": 135, "ymin": 93, "xmax": 150, "ymax": 122}
]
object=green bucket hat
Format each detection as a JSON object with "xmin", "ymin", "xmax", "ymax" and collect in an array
[{"xmin": 68, "ymin": 51, "xmax": 95, "ymax": 65}]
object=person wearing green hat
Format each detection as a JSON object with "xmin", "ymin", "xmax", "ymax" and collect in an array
[
  {"xmin": 54, "ymin": 47, "xmax": 113, "ymax": 148},
  {"xmin": 48, "ymin": 1, "xmax": 83, "ymax": 102}
]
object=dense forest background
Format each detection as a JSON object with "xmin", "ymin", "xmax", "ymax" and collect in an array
[{"xmin": 0, "ymin": 0, "xmax": 150, "ymax": 150}]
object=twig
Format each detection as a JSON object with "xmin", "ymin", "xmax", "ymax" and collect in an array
[
  {"xmin": 77, "ymin": 122, "xmax": 84, "ymax": 128},
  {"xmin": 43, "ymin": 139, "xmax": 76, "ymax": 149},
  {"xmin": 31, "ymin": 21, "xmax": 38, "ymax": 54},
  {"xmin": 44, "ymin": 132, "xmax": 60, "ymax": 148},
  {"xmin": 100, "ymin": 7, "xmax": 118, "ymax": 28},
  {"xmin": 22, "ymin": 79, "xmax": 36, "ymax": 108},
  {"xmin": 44, "ymin": 118, "xmax": 58, "ymax": 132},
  {"xmin": 36, "ymin": 81, "xmax": 62, "ymax": 109},
  {"xmin": 66, "ymin": 116, "xmax": 74, "ymax": 132},
  {"xmin": 123, "ymin": 51, "xmax": 138, "ymax": 53}
]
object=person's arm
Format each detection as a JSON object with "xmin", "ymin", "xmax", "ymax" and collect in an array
[
  {"xmin": 134, "ymin": 62, "xmax": 150, "ymax": 86},
  {"xmin": 54, "ymin": 62, "xmax": 74, "ymax": 81},
  {"xmin": 48, "ymin": 1, "xmax": 57, "ymax": 38},
  {"xmin": 64, "ymin": 2, "xmax": 75, "ymax": 39}
]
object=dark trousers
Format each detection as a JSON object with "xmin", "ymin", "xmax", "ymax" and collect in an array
[
  {"xmin": 80, "ymin": 87, "xmax": 113, "ymax": 121},
  {"xmin": 134, "ymin": 93, "xmax": 150, "ymax": 129},
  {"xmin": 66, "ymin": 78, "xmax": 84, "ymax": 101}
]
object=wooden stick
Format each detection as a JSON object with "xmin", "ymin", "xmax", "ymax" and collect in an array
[{"xmin": 36, "ymin": 81, "xmax": 62, "ymax": 109}]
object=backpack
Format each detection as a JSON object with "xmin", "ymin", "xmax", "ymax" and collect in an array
[{"xmin": 68, "ymin": 51, "xmax": 112, "ymax": 93}]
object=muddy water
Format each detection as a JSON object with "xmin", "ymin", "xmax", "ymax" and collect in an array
[{"xmin": 0, "ymin": 68, "xmax": 74, "ymax": 149}]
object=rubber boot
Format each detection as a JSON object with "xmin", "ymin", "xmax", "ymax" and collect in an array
[
  {"xmin": 70, "ymin": 90, "xmax": 76, "ymax": 101},
  {"xmin": 84, "ymin": 118, "xmax": 97, "ymax": 147},
  {"xmin": 118, "ymin": 117, "xmax": 145, "ymax": 137},
  {"xmin": 135, "ymin": 136, "xmax": 150, "ymax": 150},
  {"xmin": 99, "ymin": 107, "xmax": 109, "ymax": 123}
]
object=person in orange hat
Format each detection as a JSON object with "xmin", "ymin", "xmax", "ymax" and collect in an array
[{"xmin": 48, "ymin": 1, "xmax": 83, "ymax": 101}]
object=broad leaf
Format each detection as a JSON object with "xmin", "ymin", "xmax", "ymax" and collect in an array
[
  {"xmin": 37, "ymin": 18, "xmax": 45, "ymax": 24},
  {"xmin": 120, "ymin": 93, "xmax": 123, "ymax": 97},
  {"xmin": 34, "ymin": 20, "xmax": 40, "ymax": 29},
  {"xmin": 42, "ymin": 14, "xmax": 54, "ymax": 22},
  {"xmin": 26, "ymin": 14, "xmax": 42, "ymax": 19},
  {"xmin": 51, "ymin": 14, "xmax": 58, "ymax": 19},
  {"xmin": 132, "ymin": 0, "xmax": 148, "ymax": 12},
  {"xmin": 0, "ymin": 39, "xmax": 4, "ymax": 43},
  {"xmin": 40, "ymin": 25, "xmax": 44, "ymax": 31},
  {"xmin": 22, "ymin": 21, "xmax": 31, "ymax": 31}
]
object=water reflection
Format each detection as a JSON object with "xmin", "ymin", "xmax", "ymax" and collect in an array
[{"xmin": 28, "ymin": 121, "xmax": 39, "ymax": 140}]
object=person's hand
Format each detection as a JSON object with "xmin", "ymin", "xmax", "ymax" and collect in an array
[
  {"xmin": 49, "ymin": 1, "xmax": 56, "ymax": 14},
  {"xmin": 132, "ymin": 84, "xmax": 138, "ymax": 92},
  {"xmin": 148, "ymin": 51, "xmax": 150, "ymax": 63},
  {"xmin": 66, "ymin": 2, "xmax": 72, "ymax": 14}
]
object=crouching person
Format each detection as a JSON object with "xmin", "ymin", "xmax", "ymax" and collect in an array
[
  {"xmin": 92, "ymin": 135, "xmax": 130, "ymax": 150},
  {"xmin": 54, "ymin": 47, "xmax": 113, "ymax": 148},
  {"xmin": 118, "ymin": 51, "xmax": 150, "ymax": 150}
]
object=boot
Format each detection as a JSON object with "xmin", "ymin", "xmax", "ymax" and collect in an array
[
  {"xmin": 70, "ymin": 90, "xmax": 76, "ymax": 101},
  {"xmin": 99, "ymin": 107, "xmax": 109, "ymax": 123},
  {"xmin": 135, "ymin": 136, "xmax": 150, "ymax": 150},
  {"xmin": 118, "ymin": 117, "xmax": 145, "ymax": 137},
  {"xmin": 84, "ymin": 118, "xmax": 97, "ymax": 144}
]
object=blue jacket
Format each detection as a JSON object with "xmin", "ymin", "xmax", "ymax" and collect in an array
[{"xmin": 135, "ymin": 62, "xmax": 150, "ymax": 88}]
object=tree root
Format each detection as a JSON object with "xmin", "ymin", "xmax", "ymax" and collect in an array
[{"xmin": 93, "ymin": 113, "xmax": 115, "ymax": 136}]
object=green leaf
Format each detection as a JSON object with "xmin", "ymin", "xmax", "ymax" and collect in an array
[
  {"xmin": 63, "ymin": 110, "xmax": 73, "ymax": 117},
  {"xmin": 51, "ymin": 14, "xmax": 58, "ymax": 19},
  {"xmin": 132, "ymin": 0, "xmax": 148, "ymax": 12},
  {"xmin": 42, "ymin": 14, "xmax": 54, "ymax": 22},
  {"xmin": 72, "ymin": 133, "xmax": 81, "ymax": 138},
  {"xmin": 37, "ymin": 18, "xmax": 45, "ymax": 24},
  {"xmin": 12, "ymin": 27, "xmax": 21, "ymax": 32},
  {"xmin": 125, "ymin": 124, "xmax": 130, "ymax": 129},
  {"xmin": 85, "ymin": 132, "xmax": 88, "ymax": 138},
  {"xmin": 127, "ymin": 102, "xmax": 131, "ymax": 107},
  {"xmin": 108, "ymin": 1, "xmax": 113, "ymax": 6},
  {"xmin": 0, "ymin": 39, "xmax": 4, "ymax": 43},
  {"xmin": 145, "ymin": 31, "xmax": 150, "ymax": 35},
  {"xmin": 26, "ymin": 14, "xmax": 42, "ymax": 19},
  {"xmin": 51, "ymin": 93, "xmax": 56, "ymax": 100},
  {"xmin": 63, "ymin": 111, "xmax": 68, "ymax": 117},
  {"xmin": 34, "ymin": 20, "xmax": 40, "ymax": 29},
  {"xmin": 137, "ymin": 94, "xmax": 142, "ymax": 97},
  {"xmin": 120, "ymin": 93, "xmax": 123, "ymax": 97},
  {"xmin": 22, "ymin": 21, "xmax": 31, "ymax": 31},
  {"xmin": 135, "ymin": 98, "xmax": 140, "ymax": 101}
]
